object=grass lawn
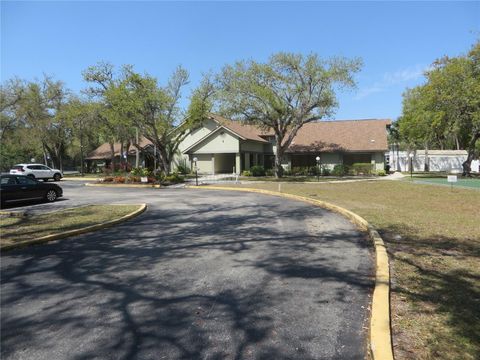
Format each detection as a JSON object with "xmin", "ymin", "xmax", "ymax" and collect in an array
[
  {"xmin": 222, "ymin": 180, "xmax": 479, "ymax": 360},
  {"xmin": 0, "ymin": 205, "xmax": 140, "ymax": 246},
  {"xmin": 411, "ymin": 177, "xmax": 480, "ymax": 189}
]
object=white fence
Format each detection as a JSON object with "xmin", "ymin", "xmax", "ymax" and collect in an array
[{"xmin": 388, "ymin": 150, "xmax": 479, "ymax": 173}]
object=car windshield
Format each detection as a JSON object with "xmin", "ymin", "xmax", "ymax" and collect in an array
[{"xmin": 11, "ymin": 166, "xmax": 23, "ymax": 171}]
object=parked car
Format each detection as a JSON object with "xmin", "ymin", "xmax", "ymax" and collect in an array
[
  {"xmin": 10, "ymin": 164, "xmax": 63, "ymax": 181},
  {"xmin": 0, "ymin": 174, "xmax": 63, "ymax": 207}
]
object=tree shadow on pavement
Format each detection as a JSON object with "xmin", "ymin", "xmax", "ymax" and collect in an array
[{"xmin": 1, "ymin": 199, "xmax": 374, "ymax": 360}]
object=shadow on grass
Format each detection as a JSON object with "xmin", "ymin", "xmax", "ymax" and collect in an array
[
  {"xmin": 1, "ymin": 198, "xmax": 374, "ymax": 360},
  {"xmin": 379, "ymin": 224, "xmax": 480, "ymax": 358}
]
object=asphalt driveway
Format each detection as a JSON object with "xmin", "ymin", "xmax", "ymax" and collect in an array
[{"xmin": 1, "ymin": 182, "xmax": 374, "ymax": 359}]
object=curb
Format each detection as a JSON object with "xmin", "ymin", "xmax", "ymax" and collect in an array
[
  {"xmin": 187, "ymin": 185, "xmax": 393, "ymax": 360},
  {"xmin": 1, "ymin": 204, "xmax": 147, "ymax": 252},
  {"xmin": 62, "ymin": 177, "xmax": 100, "ymax": 181},
  {"xmin": 85, "ymin": 183, "xmax": 161, "ymax": 188}
]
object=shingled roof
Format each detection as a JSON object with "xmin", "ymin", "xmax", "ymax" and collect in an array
[
  {"xmin": 86, "ymin": 137, "xmax": 152, "ymax": 160},
  {"xmin": 208, "ymin": 114, "xmax": 269, "ymax": 143},
  {"xmin": 86, "ymin": 116, "xmax": 391, "ymax": 159},
  {"xmin": 286, "ymin": 119, "xmax": 391, "ymax": 153}
]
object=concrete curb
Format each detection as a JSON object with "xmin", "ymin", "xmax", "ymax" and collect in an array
[
  {"xmin": 85, "ymin": 183, "xmax": 161, "ymax": 188},
  {"xmin": 1, "ymin": 204, "xmax": 147, "ymax": 252},
  {"xmin": 187, "ymin": 185, "xmax": 393, "ymax": 360},
  {"xmin": 62, "ymin": 177, "xmax": 100, "ymax": 181}
]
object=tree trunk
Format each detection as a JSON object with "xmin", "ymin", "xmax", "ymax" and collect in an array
[
  {"xmin": 462, "ymin": 131, "xmax": 480, "ymax": 177},
  {"xmin": 135, "ymin": 128, "xmax": 140, "ymax": 168},
  {"xmin": 109, "ymin": 142, "xmax": 115, "ymax": 170},
  {"xmin": 274, "ymin": 142, "xmax": 284, "ymax": 178}
]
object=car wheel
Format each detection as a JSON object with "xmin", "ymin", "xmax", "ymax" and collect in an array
[
  {"xmin": 53, "ymin": 173, "xmax": 61, "ymax": 181},
  {"xmin": 45, "ymin": 189, "xmax": 57, "ymax": 202}
]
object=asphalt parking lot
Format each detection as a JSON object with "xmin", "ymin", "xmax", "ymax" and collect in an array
[{"xmin": 1, "ymin": 181, "xmax": 374, "ymax": 359}]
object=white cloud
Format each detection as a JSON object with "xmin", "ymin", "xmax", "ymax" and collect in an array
[{"xmin": 355, "ymin": 64, "xmax": 431, "ymax": 100}]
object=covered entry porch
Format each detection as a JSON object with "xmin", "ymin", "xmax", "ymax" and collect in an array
[{"xmin": 188, "ymin": 152, "xmax": 269, "ymax": 174}]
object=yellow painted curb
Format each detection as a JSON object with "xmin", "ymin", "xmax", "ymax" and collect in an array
[
  {"xmin": 85, "ymin": 183, "xmax": 161, "ymax": 188},
  {"xmin": 62, "ymin": 177, "xmax": 100, "ymax": 181},
  {"xmin": 1, "ymin": 204, "xmax": 147, "ymax": 251},
  {"xmin": 187, "ymin": 185, "xmax": 393, "ymax": 360}
]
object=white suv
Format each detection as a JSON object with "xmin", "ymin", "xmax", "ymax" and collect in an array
[{"xmin": 10, "ymin": 164, "xmax": 63, "ymax": 181}]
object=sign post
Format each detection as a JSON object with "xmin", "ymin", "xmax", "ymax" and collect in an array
[{"xmin": 447, "ymin": 175, "xmax": 457, "ymax": 191}]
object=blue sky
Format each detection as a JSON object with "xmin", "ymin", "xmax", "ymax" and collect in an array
[{"xmin": 1, "ymin": 1, "xmax": 479, "ymax": 120}]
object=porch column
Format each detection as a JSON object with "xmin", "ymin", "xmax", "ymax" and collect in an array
[
  {"xmin": 244, "ymin": 152, "xmax": 250, "ymax": 170},
  {"xmin": 235, "ymin": 153, "xmax": 241, "ymax": 174}
]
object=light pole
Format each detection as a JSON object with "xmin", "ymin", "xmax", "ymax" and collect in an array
[
  {"xmin": 409, "ymin": 153, "xmax": 414, "ymax": 180},
  {"xmin": 316, "ymin": 156, "xmax": 321, "ymax": 181},
  {"xmin": 193, "ymin": 157, "xmax": 198, "ymax": 186}
]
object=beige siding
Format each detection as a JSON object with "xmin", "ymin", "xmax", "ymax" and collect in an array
[
  {"xmin": 177, "ymin": 119, "xmax": 218, "ymax": 153},
  {"xmin": 372, "ymin": 152, "xmax": 385, "ymax": 171},
  {"xmin": 190, "ymin": 131, "xmax": 239, "ymax": 154},
  {"xmin": 193, "ymin": 154, "xmax": 213, "ymax": 174}
]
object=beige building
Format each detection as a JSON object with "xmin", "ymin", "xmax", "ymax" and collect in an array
[
  {"xmin": 87, "ymin": 114, "xmax": 391, "ymax": 174},
  {"xmin": 173, "ymin": 114, "xmax": 390, "ymax": 174}
]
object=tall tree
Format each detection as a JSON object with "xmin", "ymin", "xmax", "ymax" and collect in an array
[
  {"xmin": 16, "ymin": 77, "xmax": 72, "ymax": 170},
  {"xmin": 398, "ymin": 41, "xmax": 480, "ymax": 175},
  {"xmin": 215, "ymin": 52, "xmax": 362, "ymax": 177},
  {"xmin": 108, "ymin": 67, "xmax": 214, "ymax": 174},
  {"xmin": 83, "ymin": 63, "xmax": 136, "ymax": 168}
]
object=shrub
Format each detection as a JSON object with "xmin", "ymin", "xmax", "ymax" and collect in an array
[
  {"xmin": 131, "ymin": 167, "xmax": 151, "ymax": 177},
  {"xmin": 265, "ymin": 168, "xmax": 274, "ymax": 176},
  {"xmin": 332, "ymin": 164, "xmax": 349, "ymax": 176},
  {"xmin": 250, "ymin": 165, "xmax": 266, "ymax": 176},
  {"xmin": 176, "ymin": 159, "xmax": 190, "ymax": 175},
  {"xmin": 321, "ymin": 166, "xmax": 331, "ymax": 176},
  {"xmin": 163, "ymin": 172, "xmax": 184, "ymax": 184},
  {"xmin": 352, "ymin": 163, "xmax": 374, "ymax": 175},
  {"xmin": 376, "ymin": 169, "xmax": 387, "ymax": 176},
  {"xmin": 103, "ymin": 176, "xmax": 114, "ymax": 182},
  {"xmin": 113, "ymin": 176, "xmax": 125, "ymax": 183},
  {"xmin": 242, "ymin": 170, "xmax": 251, "ymax": 176}
]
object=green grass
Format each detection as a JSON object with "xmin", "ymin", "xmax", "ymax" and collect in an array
[
  {"xmin": 412, "ymin": 177, "xmax": 480, "ymax": 189},
  {"xmin": 0, "ymin": 205, "xmax": 140, "ymax": 246},
  {"xmin": 223, "ymin": 181, "xmax": 479, "ymax": 360}
]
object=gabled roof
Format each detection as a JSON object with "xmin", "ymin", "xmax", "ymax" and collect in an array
[
  {"xmin": 208, "ymin": 114, "xmax": 268, "ymax": 143},
  {"xmin": 182, "ymin": 125, "xmax": 245, "ymax": 154}
]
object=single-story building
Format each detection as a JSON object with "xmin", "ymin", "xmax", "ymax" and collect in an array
[
  {"xmin": 87, "ymin": 114, "xmax": 392, "ymax": 174},
  {"xmin": 174, "ymin": 114, "xmax": 391, "ymax": 174}
]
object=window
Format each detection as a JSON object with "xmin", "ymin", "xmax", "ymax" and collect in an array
[
  {"xmin": 17, "ymin": 177, "xmax": 37, "ymax": 185},
  {"xmin": 1, "ymin": 177, "xmax": 16, "ymax": 185}
]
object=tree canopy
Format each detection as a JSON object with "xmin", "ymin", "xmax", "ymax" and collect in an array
[
  {"xmin": 216, "ymin": 52, "xmax": 362, "ymax": 177},
  {"xmin": 397, "ymin": 41, "xmax": 480, "ymax": 175}
]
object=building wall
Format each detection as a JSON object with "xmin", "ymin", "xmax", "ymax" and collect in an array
[
  {"xmin": 192, "ymin": 154, "xmax": 213, "ymax": 174},
  {"xmin": 177, "ymin": 119, "xmax": 218, "ymax": 153},
  {"xmin": 388, "ymin": 150, "xmax": 479, "ymax": 172},
  {"xmin": 190, "ymin": 130, "xmax": 240, "ymax": 154},
  {"xmin": 240, "ymin": 141, "xmax": 265, "ymax": 153},
  {"xmin": 371, "ymin": 152, "xmax": 385, "ymax": 171}
]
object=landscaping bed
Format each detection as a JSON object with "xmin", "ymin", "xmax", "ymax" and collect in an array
[
  {"xmin": 0, "ymin": 205, "xmax": 141, "ymax": 246},
  {"xmin": 221, "ymin": 181, "xmax": 479, "ymax": 360}
]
